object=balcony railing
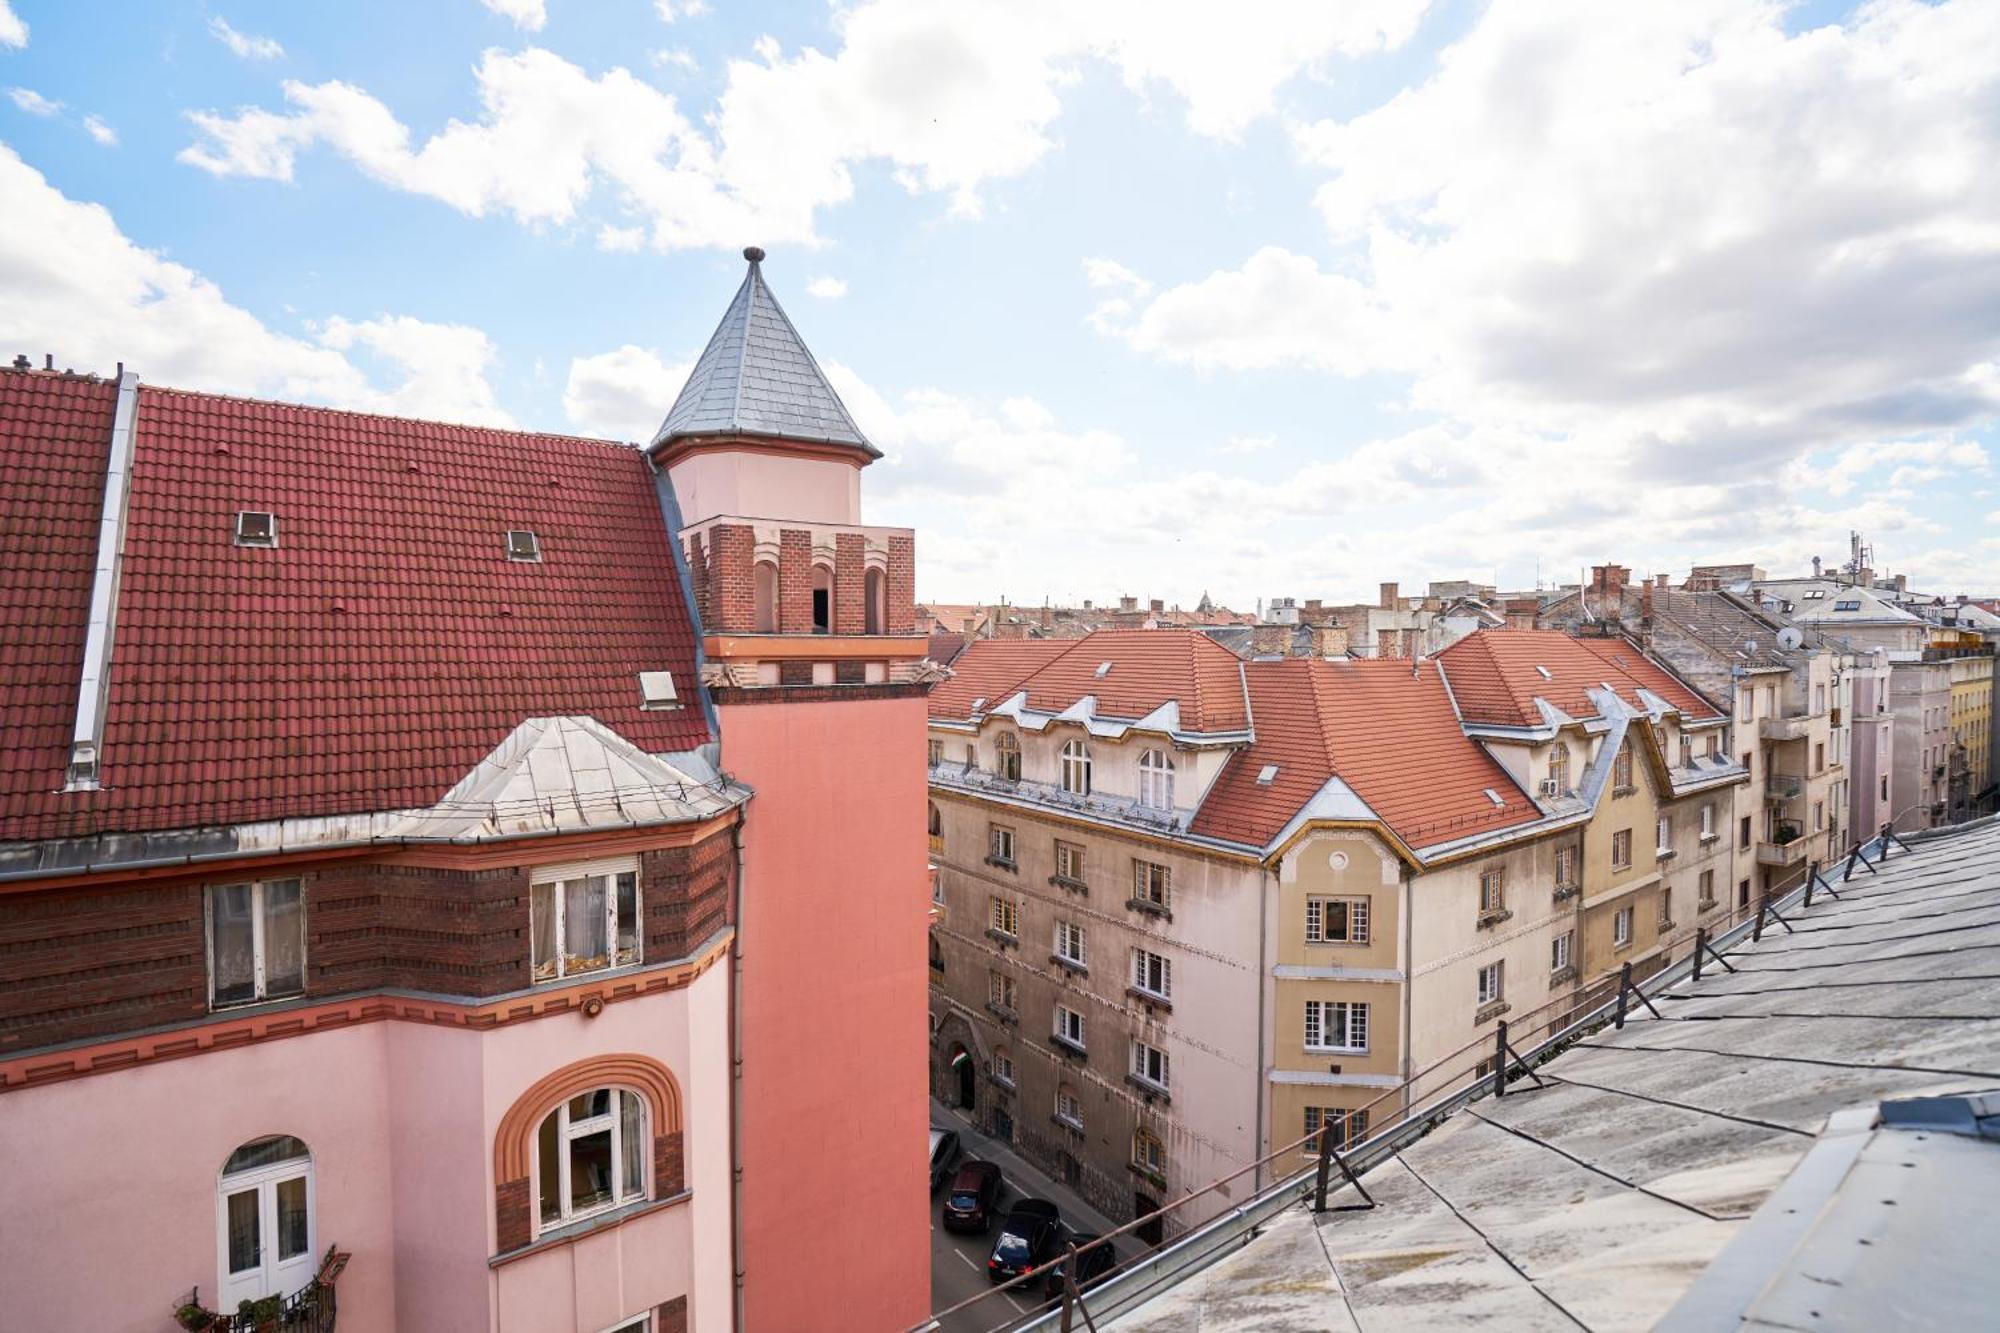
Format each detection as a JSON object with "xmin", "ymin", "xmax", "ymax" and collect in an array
[
  {"xmin": 1765, "ymin": 772, "xmax": 1804, "ymax": 800},
  {"xmin": 1756, "ymin": 825, "xmax": 1808, "ymax": 867},
  {"xmin": 175, "ymin": 1249, "xmax": 346, "ymax": 1332}
]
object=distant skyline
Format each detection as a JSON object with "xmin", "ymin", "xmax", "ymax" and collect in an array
[{"xmin": 2, "ymin": 0, "xmax": 1996, "ymax": 606}]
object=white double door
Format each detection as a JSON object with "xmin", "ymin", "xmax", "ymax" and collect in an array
[{"xmin": 217, "ymin": 1160, "xmax": 316, "ymax": 1312}]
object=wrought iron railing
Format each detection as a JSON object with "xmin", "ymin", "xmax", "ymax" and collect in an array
[{"xmin": 174, "ymin": 1248, "xmax": 347, "ymax": 1333}]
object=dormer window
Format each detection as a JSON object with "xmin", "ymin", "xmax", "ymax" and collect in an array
[
  {"xmin": 995, "ymin": 731, "xmax": 1022, "ymax": 781},
  {"xmin": 1139, "ymin": 748, "xmax": 1175, "ymax": 809},
  {"xmin": 1060, "ymin": 739, "xmax": 1092, "ymax": 796},
  {"xmin": 506, "ymin": 529, "xmax": 542, "ymax": 562},
  {"xmin": 1548, "ymin": 742, "xmax": 1570, "ymax": 793},
  {"xmin": 234, "ymin": 511, "xmax": 277, "ymax": 547}
]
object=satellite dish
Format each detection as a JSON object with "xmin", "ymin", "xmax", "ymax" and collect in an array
[
  {"xmin": 1776, "ymin": 626, "xmax": 1804, "ymax": 651},
  {"xmin": 1742, "ymin": 638, "xmax": 1758, "ymax": 656}
]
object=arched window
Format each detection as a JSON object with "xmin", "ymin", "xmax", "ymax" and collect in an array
[
  {"xmin": 218, "ymin": 1136, "xmax": 314, "ymax": 1310},
  {"xmin": 1549, "ymin": 742, "xmax": 1570, "ymax": 794},
  {"xmin": 1138, "ymin": 748, "xmax": 1175, "ymax": 810},
  {"xmin": 996, "ymin": 732, "xmax": 1022, "ymax": 782},
  {"xmin": 865, "ymin": 566, "xmax": 886, "ymax": 634},
  {"xmin": 928, "ymin": 801, "xmax": 943, "ymax": 853},
  {"xmin": 536, "ymin": 1088, "xmax": 647, "ymax": 1231},
  {"xmin": 812, "ymin": 564, "xmax": 835, "ymax": 634},
  {"xmin": 1060, "ymin": 739, "xmax": 1092, "ymax": 796},
  {"xmin": 753, "ymin": 560, "xmax": 778, "ymax": 633}
]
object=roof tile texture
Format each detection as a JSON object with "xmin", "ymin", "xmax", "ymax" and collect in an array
[
  {"xmin": 1438, "ymin": 629, "xmax": 1721, "ymax": 727},
  {"xmin": 0, "ymin": 373, "xmax": 711, "ymax": 842},
  {"xmin": 930, "ymin": 630, "xmax": 1250, "ymax": 733}
]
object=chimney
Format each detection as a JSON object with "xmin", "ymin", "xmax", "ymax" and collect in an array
[
  {"xmin": 1379, "ymin": 581, "xmax": 1399, "ymax": 610},
  {"xmin": 1120, "ymin": 595, "xmax": 1137, "ymax": 613},
  {"xmin": 1302, "ymin": 599, "xmax": 1323, "ymax": 620},
  {"xmin": 1642, "ymin": 580, "xmax": 1654, "ymax": 623},
  {"xmin": 1149, "ymin": 598, "xmax": 1164, "ymax": 614},
  {"xmin": 1082, "ymin": 599, "xmax": 1092, "ymax": 611},
  {"xmin": 1654, "ymin": 573, "xmax": 1668, "ymax": 589},
  {"xmin": 1812, "ymin": 555, "xmax": 1823, "ymax": 577}
]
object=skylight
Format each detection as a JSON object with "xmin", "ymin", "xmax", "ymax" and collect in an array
[
  {"xmin": 1483, "ymin": 788, "xmax": 1505, "ymax": 806},
  {"xmin": 638, "ymin": 671, "xmax": 678, "ymax": 709},
  {"xmin": 1534, "ymin": 665, "xmax": 1552, "ymax": 679},
  {"xmin": 233, "ymin": 511, "xmax": 277, "ymax": 548},
  {"xmin": 1094, "ymin": 661, "xmax": 1112, "ymax": 678},
  {"xmin": 506, "ymin": 529, "xmax": 542, "ymax": 562},
  {"xmin": 1834, "ymin": 599, "xmax": 1861, "ymax": 612},
  {"xmin": 1256, "ymin": 764, "xmax": 1279, "ymax": 785}
]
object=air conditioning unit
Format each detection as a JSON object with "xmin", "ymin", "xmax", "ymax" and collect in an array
[{"xmin": 1538, "ymin": 779, "xmax": 1559, "ymax": 797}]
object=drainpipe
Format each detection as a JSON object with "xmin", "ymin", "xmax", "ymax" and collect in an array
[
  {"xmin": 728, "ymin": 818, "xmax": 747, "ymax": 1333},
  {"xmin": 1255, "ymin": 862, "xmax": 1272, "ymax": 1193},
  {"xmin": 1399, "ymin": 863, "xmax": 1414, "ymax": 1120}
]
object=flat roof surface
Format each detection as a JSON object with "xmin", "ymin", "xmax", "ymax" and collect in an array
[{"xmin": 1109, "ymin": 818, "xmax": 2000, "ymax": 1332}]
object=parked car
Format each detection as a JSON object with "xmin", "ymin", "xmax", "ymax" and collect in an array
[
  {"xmin": 928, "ymin": 1127, "xmax": 961, "ymax": 1193},
  {"xmin": 987, "ymin": 1198, "xmax": 1062, "ymax": 1283},
  {"xmin": 1043, "ymin": 1231, "xmax": 1117, "ymax": 1297},
  {"xmin": 941, "ymin": 1160, "xmax": 1004, "ymax": 1234}
]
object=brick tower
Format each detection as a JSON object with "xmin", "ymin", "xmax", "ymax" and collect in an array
[{"xmin": 650, "ymin": 247, "xmax": 932, "ymax": 1330}]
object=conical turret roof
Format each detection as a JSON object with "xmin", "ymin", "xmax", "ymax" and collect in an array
[{"xmin": 653, "ymin": 247, "xmax": 877, "ymax": 457}]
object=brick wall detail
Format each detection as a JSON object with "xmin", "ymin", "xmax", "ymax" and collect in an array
[
  {"xmin": 887, "ymin": 532, "xmax": 916, "ymax": 634},
  {"xmin": 834, "ymin": 531, "xmax": 866, "ymax": 635},
  {"xmin": 708, "ymin": 523, "xmax": 757, "ymax": 634},
  {"xmin": 778, "ymin": 528, "xmax": 814, "ymax": 633}
]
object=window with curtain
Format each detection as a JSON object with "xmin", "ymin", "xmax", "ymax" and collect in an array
[
  {"xmin": 207, "ymin": 879, "xmax": 305, "ymax": 1008},
  {"xmin": 531, "ymin": 861, "xmax": 640, "ymax": 982},
  {"xmin": 536, "ymin": 1088, "xmax": 648, "ymax": 1231}
]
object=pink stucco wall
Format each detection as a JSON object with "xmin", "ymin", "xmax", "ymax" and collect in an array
[
  {"xmin": 668, "ymin": 450, "xmax": 861, "ymax": 527},
  {"xmin": 723, "ymin": 693, "xmax": 932, "ymax": 1331},
  {"xmin": 0, "ymin": 964, "xmax": 730, "ymax": 1333}
]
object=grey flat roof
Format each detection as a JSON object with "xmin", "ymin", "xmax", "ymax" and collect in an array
[{"xmin": 1107, "ymin": 818, "xmax": 2000, "ymax": 1332}]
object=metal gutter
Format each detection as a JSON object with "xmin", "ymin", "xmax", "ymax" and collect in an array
[{"xmin": 65, "ymin": 368, "xmax": 140, "ymax": 789}]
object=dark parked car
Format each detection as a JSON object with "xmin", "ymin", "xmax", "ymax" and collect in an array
[
  {"xmin": 941, "ymin": 1160, "xmax": 1004, "ymax": 1233},
  {"xmin": 928, "ymin": 1127, "xmax": 961, "ymax": 1193},
  {"xmin": 1043, "ymin": 1231, "xmax": 1117, "ymax": 1297},
  {"xmin": 987, "ymin": 1198, "xmax": 1062, "ymax": 1283}
]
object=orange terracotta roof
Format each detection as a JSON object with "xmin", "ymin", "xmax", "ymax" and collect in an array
[
  {"xmin": 1437, "ymin": 629, "xmax": 1723, "ymax": 728},
  {"xmin": 927, "ymin": 639, "xmax": 1069, "ymax": 719},
  {"xmin": 1015, "ymin": 630, "xmax": 1250, "ymax": 732},
  {"xmin": 1191, "ymin": 658, "xmax": 1538, "ymax": 852}
]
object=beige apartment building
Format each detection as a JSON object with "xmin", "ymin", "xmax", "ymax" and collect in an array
[{"xmin": 926, "ymin": 628, "xmax": 1748, "ymax": 1237}]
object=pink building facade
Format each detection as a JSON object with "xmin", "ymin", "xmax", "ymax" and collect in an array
[{"xmin": 0, "ymin": 251, "xmax": 929, "ymax": 1331}]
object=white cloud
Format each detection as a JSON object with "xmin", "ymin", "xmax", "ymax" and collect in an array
[
  {"xmin": 652, "ymin": 47, "xmax": 699, "ymax": 73},
  {"xmin": 480, "ymin": 0, "xmax": 547, "ymax": 32},
  {"xmin": 1223, "ymin": 434, "xmax": 1275, "ymax": 454},
  {"xmin": 805, "ymin": 275, "xmax": 848, "ymax": 299},
  {"xmin": 83, "ymin": 115, "xmax": 117, "ymax": 147},
  {"xmin": 563, "ymin": 344, "xmax": 691, "ymax": 440},
  {"xmin": 8, "ymin": 87, "xmax": 61, "ymax": 116},
  {"xmin": 209, "ymin": 16, "xmax": 284, "ymax": 60},
  {"xmin": 0, "ymin": 144, "xmax": 511, "ymax": 426},
  {"xmin": 178, "ymin": 0, "xmax": 1432, "ymax": 251},
  {"xmin": 655, "ymin": 0, "xmax": 710, "ymax": 20},
  {"xmin": 0, "ymin": 2, "xmax": 26, "ymax": 49},
  {"xmin": 596, "ymin": 224, "xmax": 647, "ymax": 252}
]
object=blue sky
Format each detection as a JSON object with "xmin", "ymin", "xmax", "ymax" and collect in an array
[{"xmin": 2, "ymin": 0, "xmax": 1996, "ymax": 606}]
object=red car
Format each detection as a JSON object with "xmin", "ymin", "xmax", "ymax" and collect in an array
[{"xmin": 941, "ymin": 1160, "xmax": 1003, "ymax": 1234}]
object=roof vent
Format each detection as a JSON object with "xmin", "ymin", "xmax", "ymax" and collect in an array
[
  {"xmin": 639, "ymin": 671, "xmax": 679, "ymax": 709},
  {"xmin": 970, "ymin": 696, "xmax": 987, "ymax": 713},
  {"xmin": 234, "ymin": 511, "xmax": 277, "ymax": 547},
  {"xmin": 1483, "ymin": 788, "xmax": 1505, "ymax": 806},
  {"xmin": 1095, "ymin": 661, "xmax": 1113, "ymax": 678},
  {"xmin": 506, "ymin": 529, "xmax": 542, "ymax": 562},
  {"xmin": 65, "ymin": 740, "xmax": 99, "ymax": 791},
  {"xmin": 1256, "ymin": 764, "xmax": 1280, "ymax": 785},
  {"xmin": 1534, "ymin": 665, "xmax": 1552, "ymax": 679}
]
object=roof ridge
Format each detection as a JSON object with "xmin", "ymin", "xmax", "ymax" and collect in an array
[{"xmin": 132, "ymin": 382, "xmax": 641, "ymax": 450}]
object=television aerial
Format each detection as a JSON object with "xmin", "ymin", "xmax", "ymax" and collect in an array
[{"xmin": 1776, "ymin": 626, "xmax": 1804, "ymax": 651}]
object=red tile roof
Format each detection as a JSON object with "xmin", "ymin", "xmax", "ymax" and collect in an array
[
  {"xmin": 0, "ymin": 372, "xmax": 712, "ymax": 843},
  {"xmin": 1437, "ymin": 629, "xmax": 1722, "ymax": 728},
  {"xmin": 1192, "ymin": 658, "xmax": 1538, "ymax": 852},
  {"xmin": 929, "ymin": 630, "xmax": 1250, "ymax": 734}
]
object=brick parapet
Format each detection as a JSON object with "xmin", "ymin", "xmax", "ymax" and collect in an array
[
  {"xmin": 778, "ymin": 529, "xmax": 814, "ymax": 633},
  {"xmin": 887, "ymin": 532, "xmax": 916, "ymax": 634},
  {"xmin": 708, "ymin": 523, "xmax": 757, "ymax": 634},
  {"xmin": 834, "ymin": 531, "xmax": 867, "ymax": 634}
]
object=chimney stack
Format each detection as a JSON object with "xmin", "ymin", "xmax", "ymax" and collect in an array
[
  {"xmin": 1812, "ymin": 555, "xmax": 1823, "ymax": 578},
  {"xmin": 1149, "ymin": 598, "xmax": 1164, "ymax": 614},
  {"xmin": 1379, "ymin": 581, "xmax": 1399, "ymax": 610}
]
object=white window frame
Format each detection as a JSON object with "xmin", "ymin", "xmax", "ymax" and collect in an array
[
  {"xmin": 1131, "ymin": 947, "xmax": 1172, "ymax": 1000},
  {"xmin": 1133, "ymin": 1127, "xmax": 1165, "ymax": 1174},
  {"xmin": 994, "ymin": 1047, "xmax": 1015, "ymax": 1086},
  {"xmin": 1131, "ymin": 1038, "xmax": 1170, "ymax": 1090},
  {"xmin": 1055, "ymin": 1085, "xmax": 1084, "ymax": 1130},
  {"xmin": 1657, "ymin": 815, "xmax": 1673, "ymax": 854},
  {"xmin": 996, "ymin": 731, "xmax": 1022, "ymax": 781},
  {"xmin": 1302, "ymin": 1106, "xmax": 1367, "ymax": 1156},
  {"xmin": 1132, "ymin": 860, "xmax": 1171, "ymax": 911},
  {"xmin": 1551, "ymin": 930, "xmax": 1574, "ymax": 973},
  {"xmin": 1055, "ymin": 840, "xmax": 1085, "ymax": 882},
  {"xmin": 1549, "ymin": 742, "xmax": 1569, "ymax": 792},
  {"xmin": 1612, "ymin": 829, "xmax": 1633, "ymax": 869},
  {"xmin": 988, "ymin": 970, "xmax": 1017, "ymax": 1011},
  {"xmin": 1054, "ymin": 1002, "xmax": 1086, "ymax": 1050},
  {"xmin": 1303, "ymin": 1000, "xmax": 1369, "ymax": 1053},
  {"xmin": 989, "ymin": 895, "xmax": 1019, "ymax": 938},
  {"xmin": 530, "ymin": 857, "xmax": 641, "ymax": 984},
  {"xmin": 1479, "ymin": 867, "xmax": 1505, "ymax": 913},
  {"xmin": 1138, "ymin": 748, "xmax": 1175, "ymax": 810},
  {"xmin": 1700, "ymin": 803, "xmax": 1716, "ymax": 838},
  {"xmin": 1613, "ymin": 746, "xmax": 1634, "ymax": 790},
  {"xmin": 535, "ymin": 1087, "xmax": 648, "ymax": 1235},
  {"xmin": 1613, "ymin": 906, "xmax": 1633, "ymax": 947},
  {"xmin": 989, "ymin": 823, "xmax": 1016, "ymax": 865},
  {"xmin": 1306, "ymin": 895, "xmax": 1370, "ymax": 944},
  {"xmin": 595, "ymin": 1317, "xmax": 653, "ymax": 1333},
  {"xmin": 1476, "ymin": 961, "xmax": 1504, "ymax": 1006},
  {"xmin": 1555, "ymin": 845, "xmax": 1578, "ymax": 890},
  {"xmin": 216, "ymin": 1138, "xmax": 315, "ymax": 1310},
  {"xmin": 1061, "ymin": 739, "xmax": 1093, "ymax": 795},
  {"xmin": 206, "ymin": 878, "xmax": 306, "ymax": 1009},
  {"xmin": 1055, "ymin": 920, "xmax": 1087, "ymax": 967}
]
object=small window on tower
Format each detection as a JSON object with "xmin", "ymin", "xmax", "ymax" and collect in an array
[
  {"xmin": 506, "ymin": 530, "xmax": 542, "ymax": 562},
  {"xmin": 234, "ymin": 511, "xmax": 278, "ymax": 547}
]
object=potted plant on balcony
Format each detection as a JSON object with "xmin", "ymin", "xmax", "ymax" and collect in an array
[
  {"xmin": 173, "ymin": 1299, "xmax": 220, "ymax": 1332},
  {"xmin": 237, "ymin": 1295, "xmax": 283, "ymax": 1332}
]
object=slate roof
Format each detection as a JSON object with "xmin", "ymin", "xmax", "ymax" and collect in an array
[
  {"xmin": 0, "ymin": 370, "xmax": 712, "ymax": 844},
  {"xmin": 1438, "ymin": 629, "xmax": 1723, "ymax": 728},
  {"xmin": 1192, "ymin": 658, "xmax": 1539, "ymax": 852},
  {"xmin": 1105, "ymin": 818, "xmax": 2000, "ymax": 1332},
  {"xmin": 653, "ymin": 250, "xmax": 877, "ymax": 456},
  {"xmin": 1649, "ymin": 588, "xmax": 1795, "ymax": 669}
]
